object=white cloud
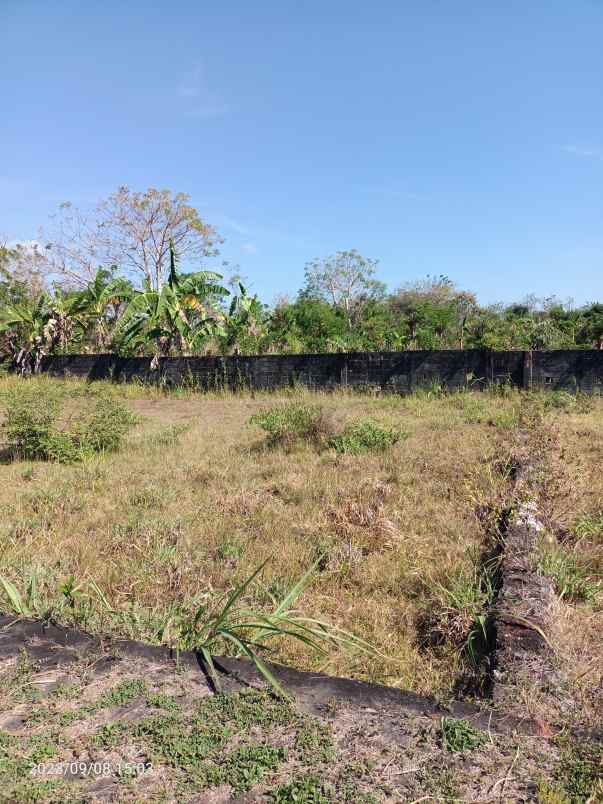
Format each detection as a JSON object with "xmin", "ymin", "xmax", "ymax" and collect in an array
[{"xmin": 242, "ymin": 242, "xmax": 258, "ymax": 254}]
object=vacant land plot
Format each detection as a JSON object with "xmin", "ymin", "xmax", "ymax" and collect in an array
[
  {"xmin": 0, "ymin": 377, "xmax": 601, "ymax": 802},
  {"xmin": 0, "ymin": 377, "xmax": 527, "ymax": 695}
]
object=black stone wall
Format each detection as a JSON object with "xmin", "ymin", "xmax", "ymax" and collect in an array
[{"xmin": 27, "ymin": 350, "xmax": 603, "ymax": 394}]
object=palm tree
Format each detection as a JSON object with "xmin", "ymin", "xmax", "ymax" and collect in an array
[{"xmin": 117, "ymin": 243, "xmax": 230, "ymax": 366}]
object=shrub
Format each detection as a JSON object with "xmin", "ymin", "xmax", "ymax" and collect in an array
[
  {"xmin": 329, "ymin": 418, "xmax": 402, "ymax": 455},
  {"xmin": 2, "ymin": 395, "xmax": 58, "ymax": 460},
  {"xmin": 542, "ymin": 390, "xmax": 594, "ymax": 414},
  {"xmin": 2, "ymin": 393, "xmax": 138, "ymax": 463},
  {"xmin": 249, "ymin": 403, "xmax": 328, "ymax": 448},
  {"xmin": 250, "ymin": 407, "xmax": 402, "ymax": 455},
  {"xmin": 75, "ymin": 397, "xmax": 138, "ymax": 454}
]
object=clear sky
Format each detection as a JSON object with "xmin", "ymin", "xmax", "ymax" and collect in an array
[{"xmin": 2, "ymin": 0, "xmax": 602, "ymax": 305}]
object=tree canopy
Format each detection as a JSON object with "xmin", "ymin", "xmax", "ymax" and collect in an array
[{"xmin": 1, "ymin": 188, "xmax": 601, "ymax": 371}]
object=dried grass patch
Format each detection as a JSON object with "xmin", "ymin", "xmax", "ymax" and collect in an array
[{"xmin": 0, "ymin": 378, "xmax": 522, "ymax": 696}]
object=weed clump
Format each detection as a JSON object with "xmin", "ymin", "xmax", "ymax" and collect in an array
[
  {"xmin": 441, "ymin": 717, "xmax": 485, "ymax": 752},
  {"xmin": 551, "ymin": 739, "xmax": 602, "ymax": 802},
  {"xmin": 545, "ymin": 390, "xmax": 594, "ymax": 414},
  {"xmin": 2, "ymin": 392, "xmax": 137, "ymax": 463},
  {"xmin": 270, "ymin": 775, "xmax": 332, "ymax": 803},
  {"xmin": 249, "ymin": 403, "xmax": 331, "ymax": 449},
  {"xmin": 250, "ymin": 404, "xmax": 402, "ymax": 455},
  {"xmin": 537, "ymin": 543, "xmax": 600, "ymax": 603},
  {"xmin": 417, "ymin": 565, "xmax": 496, "ymax": 654},
  {"xmin": 329, "ymin": 418, "xmax": 402, "ymax": 455}
]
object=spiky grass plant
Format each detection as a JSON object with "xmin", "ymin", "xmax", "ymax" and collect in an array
[
  {"xmin": 159, "ymin": 558, "xmax": 377, "ymax": 697},
  {"xmin": 0, "ymin": 559, "xmax": 376, "ymax": 699}
]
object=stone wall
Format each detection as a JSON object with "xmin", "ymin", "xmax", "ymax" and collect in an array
[{"xmin": 28, "ymin": 350, "xmax": 603, "ymax": 393}]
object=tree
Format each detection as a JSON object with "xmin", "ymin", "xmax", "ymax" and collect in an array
[
  {"xmin": 38, "ymin": 187, "xmax": 222, "ymax": 291},
  {"xmin": 116, "ymin": 243, "xmax": 230, "ymax": 365},
  {"xmin": 267, "ymin": 298, "xmax": 348, "ymax": 353},
  {"xmin": 0, "ymin": 242, "xmax": 45, "ymax": 305},
  {"xmin": 390, "ymin": 275, "xmax": 477, "ymax": 349},
  {"xmin": 0, "ymin": 290, "xmax": 83, "ymax": 374},
  {"xmin": 72, "ymin": 267, "xmax": 133, "ymax": 351},
  {"xmin": 579, "ymin": 303, "xmax": 603, "ymax": 349},
  {"xmin": 219, "ymin": 284, "xmax": 265, "ymax": 355},
  {"xmin": 301, "ymin": 250, "xmax": 384, "ymax": 329}
]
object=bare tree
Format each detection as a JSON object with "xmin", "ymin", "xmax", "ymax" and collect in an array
[
  {"xmin": 0, "ymin": 240, "xmax": 46, "ymax": 298},
  {"xmin": 37, "ymin": 187, "xmax": 222, "ymax": 291},
  {"xmin": 391, "ymin": 275, "xmax": 477, "ymax": 348},
  {"xmin": 302, "ymin": 249, "xmax": 383, "ymax": 328}
]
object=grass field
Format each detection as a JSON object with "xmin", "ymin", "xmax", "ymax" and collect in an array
[{"xmin": 0, "ymin": 377, "xmax": 600, "ymax": 701}]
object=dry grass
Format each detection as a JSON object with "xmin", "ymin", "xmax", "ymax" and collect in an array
[
  {"xmin": 535, "ymin": 402, "xmax": 603, "ymax": 729},
  {"xmin": 0, "ymin": 376, "xmax": 558, "ymax": 697}
]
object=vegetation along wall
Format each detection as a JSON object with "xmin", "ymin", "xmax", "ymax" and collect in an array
[{"xmin": 30, "ymin": 350, "xmax": 603, "ymax": 394}]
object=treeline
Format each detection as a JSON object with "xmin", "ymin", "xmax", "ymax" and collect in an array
[{"xmin": 1, "ymin": 187, "xmax": 602, "ymax": 372}]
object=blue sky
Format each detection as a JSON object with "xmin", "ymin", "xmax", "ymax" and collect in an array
[{"xmin": 1, "ymin": 0, "xmax": 602, "ymax": 305}]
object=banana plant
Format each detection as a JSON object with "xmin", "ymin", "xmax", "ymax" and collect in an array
[
  {"xmin": 0, "ymin": 290, "xmax": 83, "ymax": 374},
  {"xmin": 116, "ymin": 242, "xmax": 230, "ymax": 366},
  {"xmin": 72, "ymin": 267, "xmax": 133, "ymax": 350},
  {"xmin": 220, "ymin": 283, "xmax": 265, "ymax": 354}
]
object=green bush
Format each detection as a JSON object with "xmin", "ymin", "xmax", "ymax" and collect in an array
[
  {"xmin": 544, "ymin": 390, "xmax": 594, "ymax": 414},
  {"xmin": 2, "ymin": 393, "xmax": 138, "ymax": 463},
  {"xmin": 249, "ymin": 403, "xmax": 327, "ymax": 447},
  {"xmin": 2, "ymin": 395, "xmax": 58, "ymax": 460},
  {"xmin": 329, "ymin": 418, "xmax": 402, "ymax": 455},
  {"xmin": 75, "ymin": 398, "xmax": 138, "ymax": 453},
  {"xmin": 250, "ymin": 407, "xmax": 402, "ymax": 456}
]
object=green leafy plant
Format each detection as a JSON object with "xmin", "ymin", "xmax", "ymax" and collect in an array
[
  {"xmin": 249, "ymin": 403, "xmax": 328, "ymax": 448},
  {"xmin": 116, "ymin": 240, "xmax": 230, "ymax": 365},
  {"xmin": 574, "ymin": 512, "xmax": 603, "ymax": 541},
  {"xmin": 553, "ymin": 739, "xmax": 602, "ymax": 802},
  {"xmin": 329, "ymin": 418, "xmax": 402, "ymax": 455},
  {"xmin": 2, "ymin": 392, "xmax": 137, "ymax": 463},
  {"xmin": 441, "ymin": 717, "xmax": 486, "ymax": 752},
  {"xmin": 270, "ymin": 775, "xmax": 333, "ymax": 803},
  {"xmin": 160, "ymin": 558, "xmax": 377, "ymax": 698},
  {"xmin": 537, "ymin": 544, "xmax": 600, "ymax": 603},
  {"xmin": 0, "ymin": 568, "xmax": 90, "ymax": 622},
  {"xmin": 0, "ymin": 576, "xmax": 36, "ymax": 617},
  {"xmin": 418, "ymin": 562, "xmax": 498, "ymax": 661}
]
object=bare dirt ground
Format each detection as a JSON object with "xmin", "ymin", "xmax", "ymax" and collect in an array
[{"xmin": 0, "ymin": 615, "xmax": 567, "ymax": 804}]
